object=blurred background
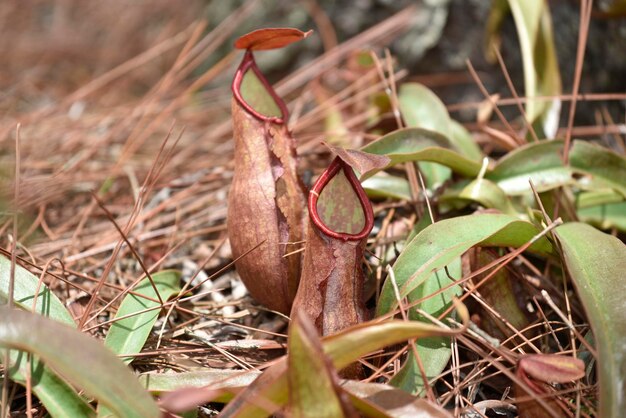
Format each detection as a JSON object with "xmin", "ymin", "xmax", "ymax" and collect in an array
[
  {"xmin": 0, "ymin": 0, "xmax": 624, "ymax": 257},
  {"xmin": 2, "ymin": 0, "xmax": 625, "ymax": 119}
]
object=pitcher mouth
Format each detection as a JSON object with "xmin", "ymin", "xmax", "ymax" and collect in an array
[
  {"xmin": 308, "ymin": 157, "xmax": 374, "ymax": 241},
  {"xmin": 232, "ymin": 50, "xmax": 288, "ymax": 124}
]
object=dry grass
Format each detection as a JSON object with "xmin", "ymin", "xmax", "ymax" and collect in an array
[
  {"xmin": 1, "ymin": 0, "xmax": 621, "ymax": 416},
  {"xmin": 0, "ymin": 0, "xmax": 417, "ymax": 379}
]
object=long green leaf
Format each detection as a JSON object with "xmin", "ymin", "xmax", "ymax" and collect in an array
[
  {"xmin": 99, "ymin": 271, "xmax": 180, "ymax": 417},
  {"xmin": 104, "ymin": 271, "xmax": 180, "ymax": 364},
  {"xmin": 577, "ymin": 202, "xmax": 626, "ymax": 232},
  {"xmin": 389, "ymin": 260, "xmax": 462, "ymax": 396},
  {"xmin": 488, "ymin": 140, "xmax": 626, "ymax": 196},
  {"xmin": 455, "ymin": 178, "xmax": 519, "ymax": 215},
  {"xmin": 398, "ymin": 83, "xmax": 482, "ymax": 159},
  {"xmin": 6, "ymin": 353, "xmax": 96, "ymax": 418},
  {"xmin": 569, "ymin": 140, "xmax": 626, "ymax": 197},
  {"xmin": 362, "ymin": 173, "xmax": 412, "ymax": 201},
  {"xmin": 398, "ymin": 83, "xmax": 452, "ymax": 137},
  {"xmin": 288, "ymin": 314, "xmax": 346, "ymax": 418},
  {"xmin": 140, "ymin": 370, "xmax": 260, "ymax": 394},
  {"xmin": 0, "ymin": 307, "xmax": 160, "ymax": 418},
  {"xmin": 146, "ymin": 370, "xmax": 454, "ymax": 418},
  {"xmin": 140, "ymin": 370, "xmax": 260, "ymax": 412},
  {"xmin": 344, "ymin": 138, "xmax": 625, "ymax": 204},
  {"xmin": 487, "ymin": 140, "xmax": 571, "ymax": 195},
  {"xmin": 377, "ymin": 213, "xmax": 551, "ymax": 316},
  {"xmin": 1, "ymin": 257, "xmax": 95, "ymax": 417},
  {"xmin": 0, "ymin": 256, "xmax": 75, "ymax": 326},
  {"xmin": 449, "ymin": 120, "xmax": 483, "ymax": 161},
  {"xmin": 386, "ymin": 81, "xmax": 454, "ymax": 190},
  {"xmin": 507, "ymin": 0, "xmax": 542, "ymax": 120},
  {"xmin": 376, "ymin": 214, "xmax": 551, "ymax": 394},
  {"xmin": 360, "ymin": 128, "xmax": 483, "ymax": 179},
  {"xmin": 556, "ymin": 223, "xmax": 626, "ymax": 418},
  {"xmin": 576, "ymin": 190, "xmax": 624, "ymax": 209},
  {"xmin": 488, "ymin": 0, "xmax": 561, "ymax": 134}
]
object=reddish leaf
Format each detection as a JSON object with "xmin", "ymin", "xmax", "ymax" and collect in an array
[
  {"xmin": 342, "ymin": 380, "xmax": 453, "ymax": 418},
  {"xmin": 160, "ymin": 386, "xmax": 239, "ymax": 414},
  {"xmin": 519, "ymin": 354, "xmax": 585, "ymax": 384},
  {"xmin": 515, "ymin": 354, "xmax": 585, "ymax": 418},
  {"xmin": 234, "ymin": 28, "xmax": 312, "ymax": 51}
]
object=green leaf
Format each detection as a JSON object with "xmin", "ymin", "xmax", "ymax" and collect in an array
[
  {"xmin": 0, "ymin": 256, "xmax": 75, "ymax": 326},
  {"xmin": 440, "ymin": 178, "xmax": 518, "ymax": 216},
  {"xmin": 418, "ymin": 161, "xmax": 452, "ymax": 190},
  {"xmin": 389, "ymin": 260, "xmax": 462, "ymax": 396},
  {"xmin": 576, "ymin": 190, "xmax": 624, "ymax": 208},
  {"xmin": 104, "ymin": 271, "xmax": 180, "ymax": 364},
  {"xmin": 569, "ymin": 140, "xmax": 626, "ymax": 197},
  {"xmin": 360, "ymin": 128, "xmax": 483, "ymax": 179},
  {"xmin": 140, "ymin": 370, "xmax": 260, "ymax": 395},
  {"xmin": 487, "ymin": 140, "xmax": 626, "ymax": 196},
  {"xmin": 0, "ymin": 256, "xmax": 95, "ymax": 418},
  {"xmin": 99, "ymin": 271, "xmax": 180, "ymax": 417},
  {"xmin": 398, "ymin": 83, "xmax": 452, "ymax": 137},
  {"xmin": 389, "ymin": 83, "xmax": 483, "ymax": 160},
  {"xmin": 406, "ymin": 211, "xmax": 433, "ymax": 244},
  {"xmin": 397, "ymin": 83, "xmax": 454, "ymax": 189},
  {"xmin": 397, "ymin": 82, "xmax": 482, "ymax": 188},
  {"xmin": 288, "ymin": 314, "xmax": 346, "ymax": 418},
  {"xmin": 389, "ymin": 336, "xmax": 457, "ymax": 396},
  {"xmin": 487, "ymin": 140, "xmax": 572, "ymax": 195},
  {"xmin": 323, "ymin": 311, "xmax": 467, "ymax": 370},
  {"xmin": 376, "ymin": 214, "xmax": 551, "ymax": 393},
  {"xmin": 507, "ymin": 0, "xmax": 561, "ymax": 132},
  {"xmin": 362, "ymin": 173, "xmax": 412, "ymax": 201},
  {"xmin": 449, "ymin": 119, "xmax": 483, "ymax": 161},
  {"xmin": 377, "ymin": 213, "xmax": 551, "ymax": 317},
  {"xmin": 7, "ymin": 353, "xmax": 96, "ymax": 418},
  {"xmin": 457, "ymin": 178, "xmax": 519, "ymax": 215},
  {"xmin": 468, "ymin": 250, "xmax": 531, "ymax": 340},
  {"xmin": 555, "ymin": 223, "xmax": 626, "ymax": 417},
  {"xmin": 577, "ymin": 202, "xmax": 626, "ymax": 232},
  {"xmin": 147, "ymin": 371, "xmax": 262, "ymax": 414},
  {"xmin": 0, "ymin": 307, "xmax": 160, "ymax": 418}
]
